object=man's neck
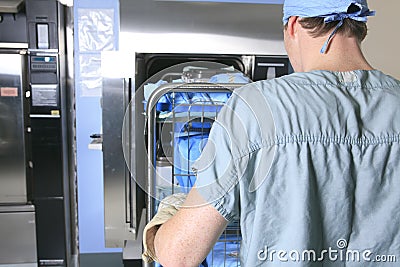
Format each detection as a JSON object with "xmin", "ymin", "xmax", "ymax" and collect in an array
[{"xmin": 300, "ymin": 34, "xmax": 373, "ymax": 73}]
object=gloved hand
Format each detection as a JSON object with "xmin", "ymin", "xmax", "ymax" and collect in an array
[{"xmin": 142, "ymin": 193, "xmax": 187, "ymax": 263}]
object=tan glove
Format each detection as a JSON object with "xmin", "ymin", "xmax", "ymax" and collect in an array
[{"xmin": 142, "ymin": 193, "xmax": 187, "ymax": 263}]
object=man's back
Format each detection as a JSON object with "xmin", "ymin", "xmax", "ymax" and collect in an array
[{"xmin": 224, "ymin": 70, "xmax": 400, "ymax": 266}]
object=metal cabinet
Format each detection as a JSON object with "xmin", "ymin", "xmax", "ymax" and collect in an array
[{"xmin": 0, "ymin": 205, "xmax": 37, "ymax": 266}]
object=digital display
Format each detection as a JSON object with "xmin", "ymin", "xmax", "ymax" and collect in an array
[{"xmin": 31, "ymin": 56, "xmax": 57, "ymax": 63}]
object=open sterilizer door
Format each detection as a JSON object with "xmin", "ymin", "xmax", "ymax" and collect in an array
[{"xmin": 101, "ymin": 53, "xmax": 291, "ymax": 266}]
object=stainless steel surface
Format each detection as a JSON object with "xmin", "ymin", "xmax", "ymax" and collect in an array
[
  {"xmin": 0, "ymin": 264, "xmax": 37, "ymax": 267},
  {"xmin": 29, "ymin": 114, "xmax": 61, "ymax": 118},
  {"xmin": 123, "ymin": 208, "xmax": 146, "ymax": 260},
  {"xmin": 0, "ymin": 43, "xmax": 28, "ymax": 49},
  {"xmin": 39, "ymin": 259, "xmax": 64, "ymax": 266},
  {"xmin": 0, "ymin": 52, "xmax": 28, "ymax": 204},
  {"xmin": 0, "ymin": 205, "xmax": 37, "ymax": 265},
  {"xmin": 120, "ymin": 0, "xmax": 286, "ymax": 55},
  {"xmin": 28, "ymin": 49, "xmax": 59, "ymax": 54},
  {"xmin": 0, "ymin": 0, "xmax": 24, "ymax": 13},
  {"xmin": 102, "ymin": 77, "xmax": 138, "ymax": 247}
]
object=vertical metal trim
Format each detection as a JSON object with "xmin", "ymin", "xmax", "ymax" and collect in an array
[
  {"xmin": 64, "ymin": 2, "xmax": 79, "ymax": 266},
  {"xmin": 147, "ymin": 102, "xmax": 157, "ymax": 225},
  {"xmin": 124, "ymin": 77, "xmax": 131, "ymax": 224},
  {"xmin": 56, "ymin": 1, "xmax": 78, "ymax": 265},
  {"xmin": 103, "ymin": 77, "xmax": 137, "ymax": 247}
]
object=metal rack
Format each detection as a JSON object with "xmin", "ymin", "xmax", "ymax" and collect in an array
[{"xmin": 145, "ymin": 83, "xmax": 244, "ymax": 267}]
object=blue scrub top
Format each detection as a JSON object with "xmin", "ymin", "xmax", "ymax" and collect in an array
[{"xmin": 193, "ymin": 70, "xmax": 400, "ymax": 266}]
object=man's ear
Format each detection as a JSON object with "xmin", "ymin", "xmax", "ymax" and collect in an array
[{"xmin": 286, "ymin": 16, "xmax": 299, "ymax": 38}]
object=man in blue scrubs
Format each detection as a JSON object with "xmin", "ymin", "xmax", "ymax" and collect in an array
[{"xmin": 144, "ymin": 1, "xmax": 400, "ymax": 266}]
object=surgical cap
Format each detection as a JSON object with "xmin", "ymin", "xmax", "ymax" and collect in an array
[
  {"xmin": 283, "ymin": 0, "xmax": 375, "ymax": 25},
  {"xmin": 283, "ymin": 0, "xmax": 375, "ymax": 53}
]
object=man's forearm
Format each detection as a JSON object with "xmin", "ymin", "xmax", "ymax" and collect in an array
[{"xmin": 154, "ymin": 188, "xmax": 228, "ymax": 267}]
